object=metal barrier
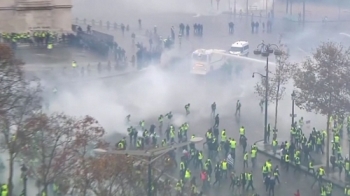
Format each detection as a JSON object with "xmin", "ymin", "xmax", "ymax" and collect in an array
[
  {"xmin": 74, "ymin": 18, "xmax": 132, "ymax": 30},
  {"xmin": 25, "ymin": 61, "xmax": 136, "ymax": 82},
  {"xmin": 24, "ymin": 61, "xmax": 129, "ymax": 72}
]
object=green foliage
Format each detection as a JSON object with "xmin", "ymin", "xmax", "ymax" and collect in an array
[{"xmin": 293, "ymin": 41, "xmax": 350, "ymax": 115}]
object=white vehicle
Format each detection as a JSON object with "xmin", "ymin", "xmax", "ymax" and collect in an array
[
  {"xmin": 191, "ymin": 49, "xmax": 228, "ymax": 75},
  {"xmin": 229, "ymin": 41, "xmax": 249, "ymax": 56}
]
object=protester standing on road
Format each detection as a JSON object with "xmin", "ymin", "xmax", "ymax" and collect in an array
[
  {"xmin": 211, "ymin": 102, "xmax": 216, "ymax": 116},
  {"xmin": 214, "ymin": 114, "xmax": 219, "ymax": 127},
  {"xmin": 269, "ymin": 174, "xmax": 276, "ymax": 196}
]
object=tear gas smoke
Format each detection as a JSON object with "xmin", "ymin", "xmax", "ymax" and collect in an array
[
  {"xmin": 73, "ymin": 0, "xmax": 275, "ymax": 18},
  {"xmin": 41, "ymin": 57, "xmax": 322, "ymax": 140}
]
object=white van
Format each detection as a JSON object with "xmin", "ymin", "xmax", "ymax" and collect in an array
[{"xmin": 229, "ymin": 41, "xmax": 249, "ymax": 56}]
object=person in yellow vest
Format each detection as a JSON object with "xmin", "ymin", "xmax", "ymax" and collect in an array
[
  {"xmin": 230, "ymin": 138, "xmax": 236, "ymax": 156},
  {"xmin": 320, "ymin": 185, "xmax": 326, "ymax": 196},
  {"xmin": 243, "ymin": 151, "xmax": 249, "ymax": 169},
  {"xmin": 239, "ymin": 126, "xmax": 245, "ymax": 138},
  {"xmin": 197, "ymin": 150, "xmax": 203, "ymax": 169},
  {"xmin": 184, "ymin": 168, "xmax": 191, "ymax": 182},
  {"xmin": 191, "ymin": 184, "xmax": 197, "ymax": 194},
  {"xmin": 312, "ymin": 166, "xmax": 325, "ymax": 188},
  {"xmin": 221, "ymin": 159, "xmax": 228, "ymax": 178},
  {"xmin": 175, "ymin": 180, "xmax": 182, "ymax": 194},
  {"xmin": 47, "ymin": 42, "xmax": 53, "ymax": 50},
  {"xmin": 221, "ymin": 129, "xmax": 227, "ymax": 143},
  {"xmin": 1, "ymin": 184, "xmax": 8, "ymax": 196},
  {"xmin": 345, "ymin": 184, "xmax": 350, "ymax": 195},
  {"xmin": 117, "ymin": 141, "xmax": 124, "ymax": 150},
  {"xmin": 251, "ymin": 147, "xmax": 257, "ymax": 167},
  {"xmin": 284, "ymin": 154, "xmax": 290, "ymax": 171},
  {"xmin": 306, "ymin": 159, "xmax": 315, "ymax": 176},
  {"xmin": 72, "ymin": 61, "xmax": 77, "ymax": 68}
]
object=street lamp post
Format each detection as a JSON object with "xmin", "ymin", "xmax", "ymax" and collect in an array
[
  {"xmin": 302, "ymin": 0, "xmax": 306, "ymax": 28},
  {"xmin": 21, "ymin": 164, "xmax": 27, "ymax": 196},
  {"xmin": 291, "ymin": 91, "xmax": 296, "ymax": 126},
  {"xmin": 253, "ymin": 41, "xmax": 282, "ymax": 144},
  {"xmin": 148, "ymin": 156, "xmax": 152, "ymax": 196},
  {"xmin": 290, "ymin": 91, "xmax": 296, "ymax": 141},
  {"xmin": 94, "ymin": 137, "xmax": 204, "ymax": 196},
  {"xmin": 348, "ymin": 139, "xmax": 350, "ymax": 163}
]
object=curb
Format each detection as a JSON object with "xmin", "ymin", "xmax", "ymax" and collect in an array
[{"xmin": 254, "ymin": 140, "xmax": 346, "ymax": 190}]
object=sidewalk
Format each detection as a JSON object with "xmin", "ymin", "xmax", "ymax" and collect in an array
[{"xmin": 255, "ymin": 139, "xmax": 348, "ymax": 190}]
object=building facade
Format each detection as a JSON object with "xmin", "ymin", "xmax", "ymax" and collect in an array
[{"xmin": 0, "ymin": 0, "xmax": 72, "ymax": 33}]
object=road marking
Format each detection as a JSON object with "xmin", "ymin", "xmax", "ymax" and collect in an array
[{"xmin": 193, "ymin": 13, "xmax": 201, "ymax": 17}]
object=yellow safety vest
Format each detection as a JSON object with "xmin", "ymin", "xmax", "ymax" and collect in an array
[
  {"xmin": 185, "ymin": 170, "xmax": 191, "ymax": 179},
  {"xmin": 221, "ymin": 131, "xmax": 226, "ymax": 141},
  {"xmin": 230, "ymin": 140, "xmax": 236, "ymax": 148},
  {"xmin": 240, "ymin": 128, "xmax": 245, "ymax": 135},
  {"xmin": 309, "ymin": 162, "xmax": 313, "ymax": 168},
  {"xmin": 1, "ymin": 185, "xmax": 8, "ymax": 196},
  {"xmin": 251, "ymin": 149, "xmax": 257, "ymax": 158},
  {"xmin": 222, "ymin": 162, "xmax": 227, "ymax": 170},
  {"xmin": 198, "ymin": 153, "xmax": 203, "ymax": 160},
  {"xmin": 320, "ymin": 168, "xmax": 325, "ymax": 176},
  {"xmin": 244, "ymin": 153, "xmax": 248, "ymax": 160},
  {"xmin": 285, "ymin": 155, "xmax": 289, "ymax": 162}
]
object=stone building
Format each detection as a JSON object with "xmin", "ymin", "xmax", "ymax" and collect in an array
[{"xmin": 0, "ymin": 0, "xmax": 72, "ymax": 33}]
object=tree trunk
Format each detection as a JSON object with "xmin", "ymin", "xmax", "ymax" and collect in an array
[
  {"xmin": 326, "ymin": 113, "xmax": 330, "ymax": 174},
  {"xmin": 44, "ymin": 183, "xmax": 48, "ymax": 195},
  {"xmin": 326, "ymin": 93, "xmax": 332, "ymax": 174},
  {"xmin": 8, "ymin": 154, "xmax": 14, "ymax": 196},
  {"xmin": 83, "ymin": 178, "xmax": 88, "ymax": 196},
  {"xmin": 108, "ymin": 176, "xmax": 117, "ymax": 196},
  {"xmin": 274, "ymin": 81, "xmax": 281, "ymax": 129}
]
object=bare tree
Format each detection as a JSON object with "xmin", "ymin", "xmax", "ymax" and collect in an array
[
  {"xmin": 23, "ymin": 113, "xmax": 80, "ymax": 195},
  {"xmin": 71, "ymin": 150, "xmax": 170, "ymax": 196},
  {"xmin": 70, "ymin": 116, "xmax": 105, "ymax": 196},
  {"xmin": 254, "ymin": 53, "xmax": 295, "ymax": 129},
  {"xmin": 293, "ymin": 41, "xmax": 350, "ymax": 171},
  {"xmin": 0, "ymin": 43, "xmax": 42, "ymax": 196},
  {"xmin": 71, "ymin": 153, "xmax": 140, "ymax": 196}
]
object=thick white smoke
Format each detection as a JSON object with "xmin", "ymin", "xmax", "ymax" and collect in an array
[{"xmin": 72, "ymin": 0, "xmax": 275, "ymax": 19}]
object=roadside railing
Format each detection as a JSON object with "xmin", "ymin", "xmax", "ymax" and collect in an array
[{"xmin": 74, "ymin": 18, "xmax": 135, "ymax": 31}]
